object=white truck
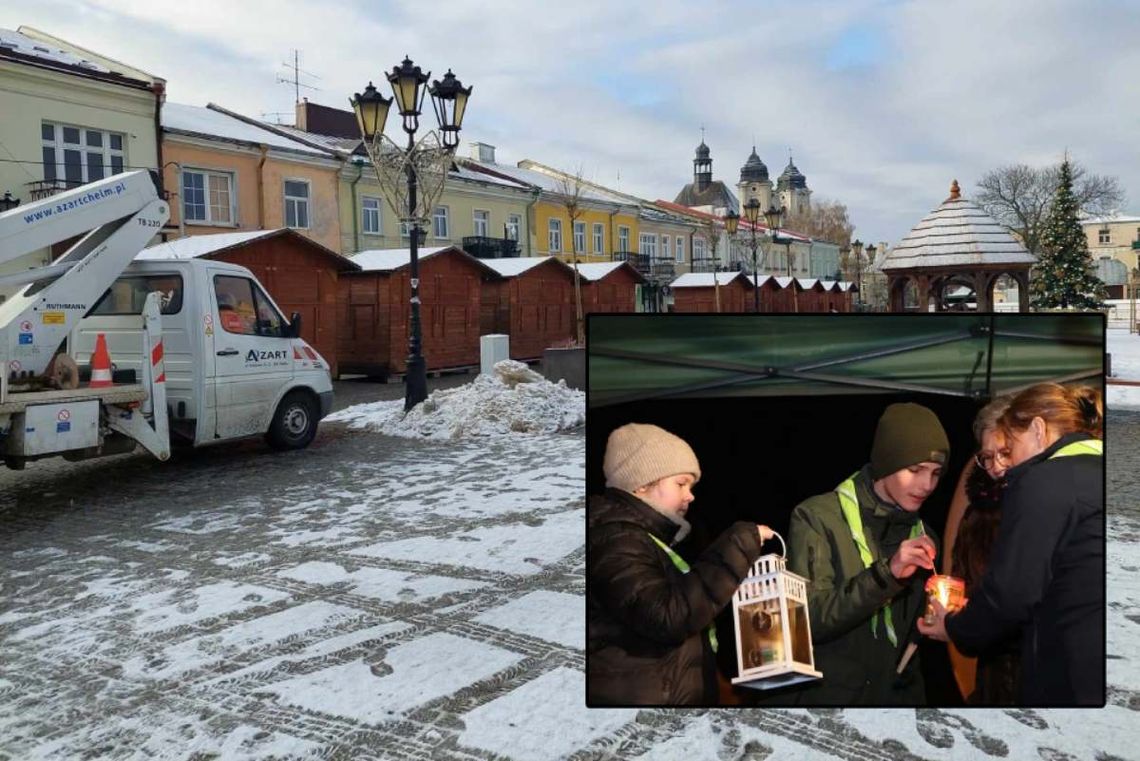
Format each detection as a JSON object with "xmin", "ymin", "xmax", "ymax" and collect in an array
[{"xmin": 0, "ymin": 171, "xmax": 333, "ymax": 470}]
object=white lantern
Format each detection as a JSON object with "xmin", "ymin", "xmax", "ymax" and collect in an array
[{"xmin": 731, "ymin": 536, "xmax": 822, "ymax": 690}]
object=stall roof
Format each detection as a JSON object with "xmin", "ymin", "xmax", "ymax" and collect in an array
[
  {"xmin": 479, "ymin": 256, "xmax": 570, "ymax": 278},
  {"xmin": 576, "ymin": 262, "xmax": 646, "ymax": 283},
  {"xmin": 349, "ymin": 245, "xmax": 499, "ymax": 277},
  {"xmin": 671, "ymin": 272, "xmax": 747, "ymax": 288},
  {"xmin": 587, "ymin": 314, "xmax": 1103, "ymax": 407},
  {"xmin": 138, "ymin": 229, "xmax": 359, "ymax": 270}
]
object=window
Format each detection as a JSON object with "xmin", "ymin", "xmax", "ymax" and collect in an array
[
  {"xmin": 473, "ymin": 209, "xmax": 490, "ymax": 237},
  {"xmin": 694, "ymin": 238, "xmax": 706, "ymax": 261},
  {"xmin": 573, "ymin": 221, "xmax": 586, "ymax": 253},
  {"xmin": 400, "ymin": 220, "xmax": 411, "ymax": 238},
  {"xmin": 506, "ymin": 214, "xmax": 521, "ymax": 241},
  {"xmin": 214, "ymin": 275, "xmax": 286, "ymax": 337},
  {"xmin": 433, "ymin": 206, "xmax": 450, "ymax": 238},
  {"xmin": 676, "ymin": 235, "xmax": 685, "ymax": 263},
  {"xmin": 284, "ymin": 180, "xmax": 310, "ymax": 229},
  {"xmin": 660, "ymin": 234, "xmax": 670, "ymax": 260},
  {"xmin": 593, "ymin": 223, "xmax": 604, "ymax": 254},
  {"xmin": 619, "ymin": 226, "xmax": 630, "ymax": 252},
  {"xmin": 639, "ymin": 233, "xmax": 656, "ymax": 258},
  {"xmin": 548, "ymin": 218, "xmax": 563, "ymax": 252},
  {"xmin": 41, "ymin": 122, "xmax": 125, "ymax": 187},
  {"xmin": 362, "ymin": 196, "xmax": 382, "ymax": 235},
  {"xmin": 1099, "ymin": 228, "xmax": 1111, "ymax": 244},
  {"xmin": 91, "ymin": 274, "xmax": 184, "ymax": 316},
  {"xmin": 181, "ymin": 168, "xmax": 234, "ymax": 225}
]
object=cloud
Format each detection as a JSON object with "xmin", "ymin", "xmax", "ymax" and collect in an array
[{"xmin": 2, "ymin": 0, "xmax": 1135, "ymax": 244}]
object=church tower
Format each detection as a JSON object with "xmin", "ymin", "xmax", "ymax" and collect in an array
[
  {"xmin": 737, "ymin": 146, "xmax": 773, "ymax": 212},
  {"xmin": 777, "ymin": 155, "xmax": 812, "ymax": 218},
  {"xmin": 693, "ymin": 140, "xmax": 713, "ymax": 192}
]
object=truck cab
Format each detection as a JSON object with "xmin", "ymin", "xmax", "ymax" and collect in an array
[{"xmin": 73, "ymin": 257, "xmax": 333, "ymax": 450}]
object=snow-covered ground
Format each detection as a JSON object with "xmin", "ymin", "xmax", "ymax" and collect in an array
[
  {"xmin": 1108, "ymin": 327, "xmax": 1140, "ymax": 409},
  {"xmin": 1, "ymin": 365, "xmax": 1137, "ymax": 760}
]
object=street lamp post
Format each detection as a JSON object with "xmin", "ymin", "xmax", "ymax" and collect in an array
[
  {"xmin": 352, "ymin": 58, "xmax": 472, "ymax": 411},
  {"xmin": 763, "ymin": 204, "xmax": 786, "ymax": 311},
  {"xmin": 742, "ymin": 199, "xmax": 763, "ymax": 311},
  {"xmin": 851, "ymin": 239, "xmax": 866, "ymax": 312},
  {"xmin": 724, "ymin": 209, "xmax": 741, "ymax": 309}
]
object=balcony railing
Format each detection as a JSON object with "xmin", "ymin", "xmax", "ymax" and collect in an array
[
  {"xmin": 26, "ymin": 178, "xmax": 83, "ymax": 201},
  {"xmin": 651, "ymin": 259, "xmax": 676, "ymax": 280},
  {"xmin": 462, "ymin": 236, "xmax": 519, "ymax": 258},
  {"xmin": 612, "ymin": 251, "xmax": 652, "ymax": 275},
  {"xmin": 690, "ymin": 256, "xmax": 722, "ymax": 274}
]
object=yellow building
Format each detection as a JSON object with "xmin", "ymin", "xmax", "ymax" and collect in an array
[
  {"xmin": 160, "ymin": 103, "xmax": 343, "ymax": 252},
  {"xmin": 0, "ymin": 26, "xmax": 164, "ymax": 275},
  {"xmin": 466, "ymin": 154, "xmax": 640, "ymax": 263},
  {"xmin": 1083, "ymin": 215, "xmax": 1140, "ymax": 273}
]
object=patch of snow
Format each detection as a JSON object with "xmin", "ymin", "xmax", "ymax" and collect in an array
[
  {"xmin": 457, "ymin": 668, "xmax": 635, "ymax": 761},
  {"xmin": 131, "ymin": 582, "xmax": 291, "ymax": 634},
  {"xmin": 211, "ymin": 552, "xmax": 272, "ymax": 569},
  {"xmin": 264, "ymin": 632, "xmax": 523, "ymax": 724},
  {"xmin": 474, "ymin": 591, "xmax": 583, "ymax": 649},
  {"xmin": 278, "ymin": 561, "xmax": 486, "ymax": 603},
  {"xmin": 350, "ymin": 509, "xmax": 582, "ymax": 576},
  {"xmin": 121, "ymin": 601, "xmax": 366, "ymax": 680},
  {"xmin": 1108, "ymin": 328, "xmax": 1140, "ymax": 410},
  {"xmin": 326, "ymin": 360, "xmax": 584, "ymax": 439}
]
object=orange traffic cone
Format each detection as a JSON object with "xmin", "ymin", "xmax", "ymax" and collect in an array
[{"xmin": 89, "ymin": 333, "xmax": 113, "ymax": 388}]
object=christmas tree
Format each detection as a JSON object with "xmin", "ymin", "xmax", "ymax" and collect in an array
[{"xmin": 1029, "ymin": 157, "xmax": 1106, "ymax": 309}]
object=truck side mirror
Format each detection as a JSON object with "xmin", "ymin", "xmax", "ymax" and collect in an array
[{"xmin": 288, "ymin": 312, "xmax": 302, "ymax": 338}]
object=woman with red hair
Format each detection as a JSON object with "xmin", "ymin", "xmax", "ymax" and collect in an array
[{"xmin": 919, "ymin": 383, "xmax": 1104, "ymax": 705}]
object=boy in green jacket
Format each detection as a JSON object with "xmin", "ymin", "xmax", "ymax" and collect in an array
[{"xmin": 787, "ymin": 402, "xmax": 945, "ymax": 705}]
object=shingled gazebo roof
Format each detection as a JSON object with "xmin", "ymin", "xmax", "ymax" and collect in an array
[{"xmin": 880, "ymin": 180, "xmax": 1035, "ymax": 272}]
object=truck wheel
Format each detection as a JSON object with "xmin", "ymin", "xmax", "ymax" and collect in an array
[{"xmin": 267, "ymin": 391, "xmax": 318, "ymax": 450}]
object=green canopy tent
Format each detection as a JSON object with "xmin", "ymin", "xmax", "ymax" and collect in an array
[{"xmin": 588, "ymin": 314, "xmax": 1103, "ymax": 408}]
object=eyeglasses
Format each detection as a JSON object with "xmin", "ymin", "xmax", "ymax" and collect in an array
[{"xmin": 974, "ymin": 449, "xmax": 1012, "ymax": 470}]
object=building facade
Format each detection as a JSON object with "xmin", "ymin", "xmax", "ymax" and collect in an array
[{"xmin": 0, "ymin": 26, "xmax": 164, "ymax": 275}]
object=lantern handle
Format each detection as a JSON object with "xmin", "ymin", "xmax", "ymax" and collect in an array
[{"xmin": 764, "ymin": 530, "xmax": 787, "ymax": 559}]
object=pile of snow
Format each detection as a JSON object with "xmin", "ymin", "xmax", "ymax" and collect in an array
[{"xmin": 327, "ymin": 360, "xmax": 584, "ymax": 439}]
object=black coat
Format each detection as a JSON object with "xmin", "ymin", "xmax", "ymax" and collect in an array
[
  {"xmin": 946, "ymin": 433, "xmax": 1104, "ymax": 706},
  {"xmin": 587, "ymin": 488, "xmax": 764, "ymax": 705}
]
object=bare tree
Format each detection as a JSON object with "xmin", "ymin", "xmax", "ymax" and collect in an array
[
  {"xmin": 704, "ymin": 219, "xmax": 722, "ymax": 312},
  {"xmin": 975, "ymin": 160, "xmax": 1125, "ymax": 255},
  {"xmin": 556, "ymin": 169, "xmax": 587, "ymax": 345},
  {"xmin": 785, "ymin": 199, "xmax": 856, "ymax": 248}
]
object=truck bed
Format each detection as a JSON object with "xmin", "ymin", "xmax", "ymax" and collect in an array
[{"xmin": 0, "ymin": 385, "xmax": 148, "ymax": 414}]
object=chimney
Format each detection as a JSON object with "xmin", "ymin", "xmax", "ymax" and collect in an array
[
  {"xmin": 295, "ymin": 97, "xmax": 309, "ymax": 130},
  {"xmin": 469, "ymin": 142, "xmax": 496, "ymax": 163}
]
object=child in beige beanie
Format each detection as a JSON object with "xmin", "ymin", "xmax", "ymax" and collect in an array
[{"xmin": 589, "ymin": 422, "xmax": 776, "ymax": 706}]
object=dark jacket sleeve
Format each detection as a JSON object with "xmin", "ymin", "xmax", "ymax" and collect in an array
[
  {"xmin": 589, "ymin": 520, "xmax": 763, "ymax": 647},
  {"xmin": 946, "ymin": 463, "xmax": 1075, "ymax": 655},
  {"xmin": 787, "ymin": 500, "xmax": 907, "ymax": 644}
]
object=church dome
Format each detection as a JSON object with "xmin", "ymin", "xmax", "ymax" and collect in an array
[
  {"xmin": 740, "ymin": 147, "xmax": 768, "ymax": 182},
  {"xmin": 695, "ymin": 141, "xmax": 710, "ymax": 160},
  {"xmin": 777, "ymin": 158, "xmax": 807, "ymax": 190}
]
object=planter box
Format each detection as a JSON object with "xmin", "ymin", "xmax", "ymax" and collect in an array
[{"xmin": 543, "ymin": 347, "xmax": 584, "ymax": 390}]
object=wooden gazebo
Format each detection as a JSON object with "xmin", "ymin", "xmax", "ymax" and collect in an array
[{"xmin": 880, "ymin": 181, "xmax": 1035, "ymax": 312}]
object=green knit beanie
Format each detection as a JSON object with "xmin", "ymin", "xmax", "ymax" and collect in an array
[{"xmin": 869, "ymin": 403, "xmax": 950, "ymax": 480}]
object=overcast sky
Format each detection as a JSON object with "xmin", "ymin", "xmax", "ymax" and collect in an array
[{"xmin": 3, "ymin": 0, "xmax": 1136, "ymax": 245}]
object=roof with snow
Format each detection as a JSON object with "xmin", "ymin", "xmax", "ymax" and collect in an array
[
  {"xmin": 460, "ymin": 160, "xmax": 635, "ymax": 206},
  {"xmin": 269, "ymin": 124, "xmax": 362, "ymax": 155},
  {"xmin": 670, "ymin": 272, "xmax": 747, "ymax": 288},
  {"xmin": 0, "ymin": 27, "xmax": 114, "ymax": 74},
  {"xmin": 163, "ymin": 103, "xmax": 334, "ymax": 156},
  {"xmin": 574, "ymin": 262, "xmax": 645, "ymax": 283},
  {"xmin": 137, "ymin": 229, "xmax": 358, "ymax": 269},
  {"xmin": 1082, "ymin": 214, "xmax": 1140, "ymax": 225},
  {"xmin": 881, "ymin": 181, "xmax": 1035, "ymax": 272},
  {"xmin": 351, "ymin": 246, "xmax": 454, "ymax": 272},
  {"xmin": 479, "ymin": 256, "xmax": 570, "ymax": 278}
]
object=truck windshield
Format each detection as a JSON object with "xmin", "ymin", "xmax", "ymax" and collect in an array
[{"xmin": 89, "ymin": 274, "xmax": 183, "ymax": 315}]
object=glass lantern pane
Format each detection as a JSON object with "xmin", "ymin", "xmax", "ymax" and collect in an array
[
  {"xmin": 737, "ymin": 601, "xmax": 784, "ymax": 670},
  {"xmin": 788, "ymin": 600, "xmax": 812, "ymax": 666}
]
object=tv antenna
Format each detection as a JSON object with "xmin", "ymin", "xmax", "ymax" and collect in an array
[{"xmin": 277, "ymin": 49, "xmax": 320, "ymax": 104}]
